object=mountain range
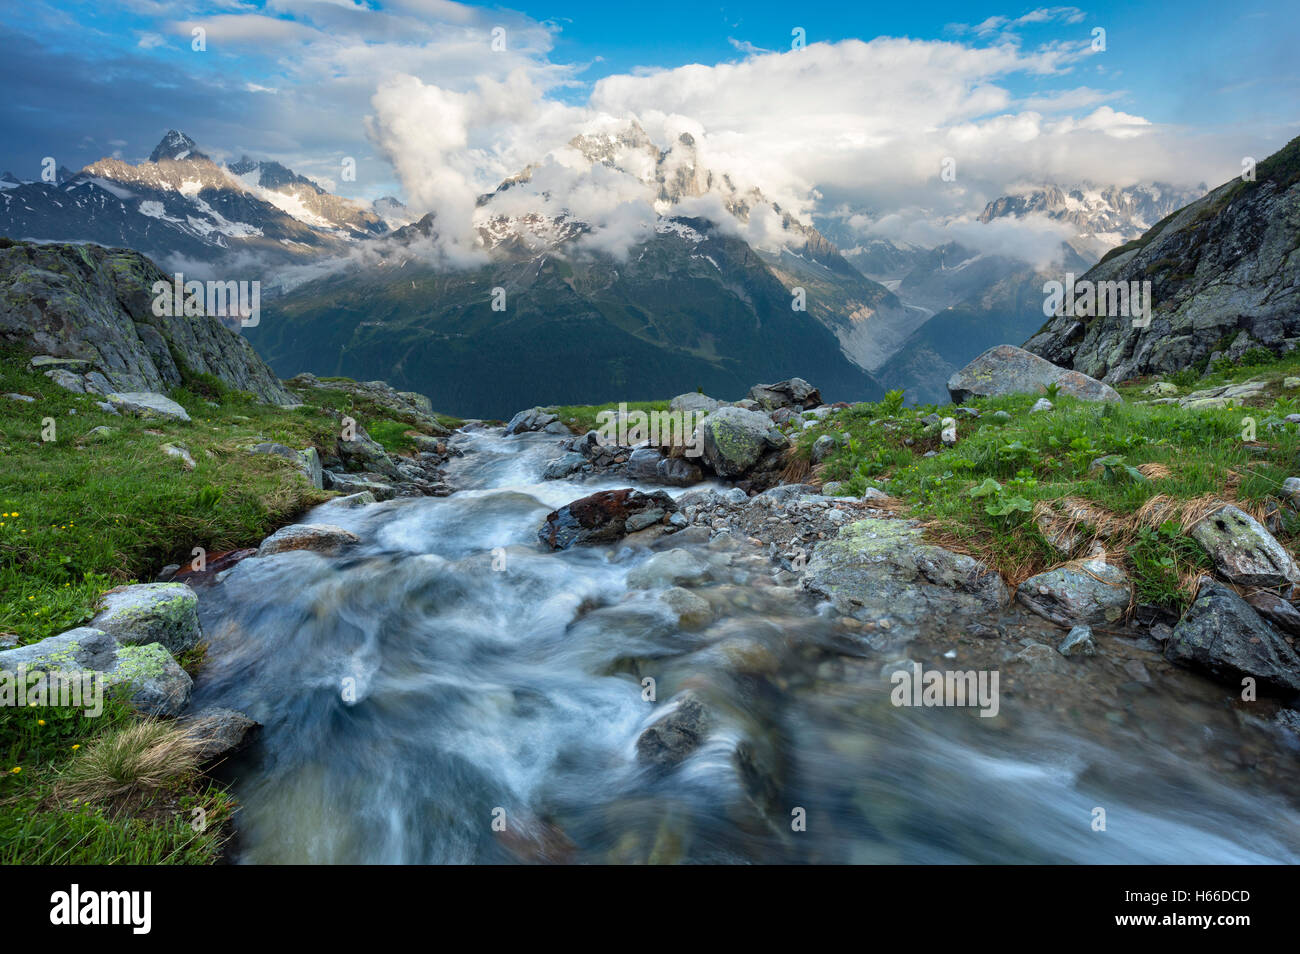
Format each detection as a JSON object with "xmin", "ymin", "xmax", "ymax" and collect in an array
[{"xmin": 0, "ymin": 127, "xmax": 1212, "ymax": 415}]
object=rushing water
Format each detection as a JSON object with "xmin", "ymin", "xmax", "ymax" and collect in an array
[{"xmin": 192, "ymin": 429, "xmax": 1300, "ymax": 863}]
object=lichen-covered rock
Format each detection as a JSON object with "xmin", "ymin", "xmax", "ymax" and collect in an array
[
  {"xmin": 1189, "ymin": 504, "xmax": 1300, "ymax": 587},
  {"xmin": 802, "ymin": 519, "xmax": 1008, "ymax": 633},
  {"xmin": 1016, "ymin": 558, "xmax": 1131, "ymax": 627},
  {"xmin": 947, "ymin": 345, "xmax": 1121, "ymax": 404},
  {"xmin": 0, "ymin": 627, "xmax": 191, "ymax": 716},
  {"xmin": 105, "ymin": 391, "xmax": 191, "ymax": 422},
  {"xmin": 256, "ymin": 523, "xmax": 360, "ymax": 557},
  {"xmin": 90, "ymin": 583, "xmax": 202, "ymax": 656},
  {"xmin": 699, "ymin": 406, "xmax": 788, "ymax": 478},
  {"xmin": 538, "ymin": 488, "xmax": 678, "ymax": 550},
  {"xmin": 1165, "ymin": 579, "xmax": 1300, "ymax": 692}
]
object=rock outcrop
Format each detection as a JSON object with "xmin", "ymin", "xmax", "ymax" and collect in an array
[
  {"xmin": 0, "ymin": 241, "xmax": 293, "ymax": 404},
  {"xmin": 1024, "ymin": 134, "xmax": 1300, "ymax": 381}
]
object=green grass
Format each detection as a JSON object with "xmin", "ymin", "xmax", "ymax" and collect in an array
[
  {"xmin": 0, "ymin": 697, "xmax": 234, "ymax": 864},
  {"xmin": 551, "ymin": 398, "xmax": 672, "ymax": 435},
  {"xmin": 0, "ymin": 347, "xmax": 454, "ymax": 863},
  {"xmin": 797, "ymin": 351, "xmax": 1300, "ymax": 609}
]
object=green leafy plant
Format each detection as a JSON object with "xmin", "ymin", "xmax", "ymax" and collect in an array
[
  {"xmin": 1091, "ymin": 454, "xmax": 1149, "ymax": 484},
  {"xmin": 880, "ymin": 389, "xmax": 906, "ymax": 417}
]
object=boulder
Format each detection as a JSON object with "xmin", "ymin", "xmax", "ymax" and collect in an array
[
  {"xmin": 543, "ymin": 452, "xmax": 587, "ymax": 480},
  {"xmin": 811, "ymin": 434, "xmax": 839, "ymax": 464},
  {"xmin": 661, "ymin": 587, "xmax": 713, "ymax": 628},
  {"xmin": 627, "ymin": 549, "xmax": 711, "ymax": 589},
  {"xmin": 160, "ymin": 442, "xmax": 195, "ymax": 469},
  {"xmin": 256, "ymin": 523, "xmax": 360, "ymax": 557},
  {"xmin": 1245, "ymin": 590, "xmax": 1300, "ymax": 636},
  {"xmin": 947, "ymin": 345, "xmax": 1121, "ymax": 404},
  {"xmin": 636, "ymin": 694, "xmax": 709, "ymax": 767},
  {"xmin": 0, "ymin": 627, "xmax": 191, "ymax": 717},
  {"xmin": 699, "ymin": 406, "xmax": 788, "ymax": 478},
  {"xmin": 802, "ymin": 519, "xmax": 1008, "ymax": 633},
  {"xmin": 505, "ymin": 407, "xmax": 559, "ymax": 435},
  {"xmin": 178, "ymin": 707, "xmax": 261, "ymax": 763},
  {"xmin": 337, "ymin": 426, "xmax": 398, "ymax": 478},
  {"xmin": 90, "ymin": 582, "xmax": 202, "ymax": 656},
  {"xmin": 325, "ymin": 471, "xmax": 397, "ymax": 500},
  {"xmin": 1165, "ymin": 579, "xmax": 1300, "ymax": 692},
  {"xmin": 105, "ymin": 391, "xmax": 192, "ymax": 422},
  {"xmin": 668, "ymin": 392, "xmax": 723, "ymax": 415},
  {"xmin": 1016, "ymin": 558, "xmax": 1131, "ymax": 627},
  {"xmin": 655, "ymin": 457, "xmax": 704, "ymax": 487},
  {"xmin": 248, "ymin": 442, "xmax": 322, "ymax": 489},
  {"xmin": 1189, "ymin": 504, "xmax": 1300, "ymax": 587},
  {"xmin": 748, "ymin": 377, "xmax": 822, "ymax": 410},
  {"xmin": 538, "ymin": 488, "xmax": 678, "ymax": 550}
]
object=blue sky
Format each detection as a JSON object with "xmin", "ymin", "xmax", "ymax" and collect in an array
[{"xmin": 0, "ymin": 0, "xmax": 1294, "ymax": 222}]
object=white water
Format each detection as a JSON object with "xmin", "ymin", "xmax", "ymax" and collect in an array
[{"xmin": 191, "ymin": 429, "xmax": 1300, "ymax": 863}]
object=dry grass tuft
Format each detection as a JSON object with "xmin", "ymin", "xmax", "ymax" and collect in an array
[
  {"xmin": 780, "ymin": 448, "xmax": 812, "ymax": 485},
  {"xmin": 55, "ymin": 720, "xmax": 203, "ymax": 805},
  {"xmin": 1136, "ymin": 462, "xmax": 1172, "ymax": 480}
]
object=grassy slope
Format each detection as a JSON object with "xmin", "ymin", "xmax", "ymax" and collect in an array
[
  {"xmin": 794, "ymin": 357, "xmax": 1300, "ymax": 608},
  {"xmin": 0, "ymin": 349, "xmax": 452, "ymax": 863}
]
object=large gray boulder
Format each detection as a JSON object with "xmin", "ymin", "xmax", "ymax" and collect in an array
[
  {"xmin": 90, "ymin": 582, "xmax": 202, "ymax": 656},
  {"xmin": 668, "ymin": 392, "xmax": 723, "ymax": 415},
  {"xmin": 105, "ymin": 391, "xmax": 191, "ymax": 422},
  {"xmin": 947, "ymin": 345, "xmax": 1121, "ymax": 404},
  {"xmin": 1165, "ymin": 579, "xmax": 1300, "ymax": 692},
  {"xmin": 748, "ymin": 377, "xmax": 822, "ymax": 410},
  {"xmin": 0, "ymin": 627, "xmax": 192, "ymax": 717},
  {"xmin": 505, "ymin": 407, "xmax": 559, "ymax": 435},
  {"xmin": 1015, "ymin": 558, "xmax": 1132, "ymax": 627},
  {"xmin": 699, "ymin": 406, "xmax": 788, "ymax": 478},
  {"xmin": 802, "ymin": 519, "xmax": 1008, "ymax": 632},
  {"xmin": 1189, "ymin": 504, "xmax": 1300, "ymax": 587}
]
